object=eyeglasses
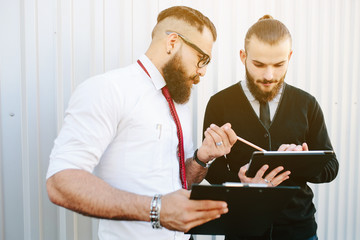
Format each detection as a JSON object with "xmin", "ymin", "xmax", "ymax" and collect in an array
[{"xmin": 166, "ymin": 31, "xmax": 211, "ymax": 68}]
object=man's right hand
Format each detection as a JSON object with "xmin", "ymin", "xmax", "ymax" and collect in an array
[{"xmin": 160, "ymin": 189, "xmax": 228, "ymax": 232}]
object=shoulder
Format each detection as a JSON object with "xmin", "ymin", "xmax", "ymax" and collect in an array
[
  {"xmin": 79, "ymin": 64, "xmax": 138, "ymax": 90},
  {"xmin": 284, "ymin": 83, "xmax": 318, "ymax": 104},
  {"xmin": 285, "ymin": 84, "xmax": 315, "ymax": 99},
  {"xmin": 67, "ymin": 64, "xmax": 143, "ymax": 113},
  {"xmin": 283, "ymin": 84, "xmax": 323, "ymax": 118},
  {"xmin": 72, "ymin": 63, "xmax": 147, "ymax": 103}
]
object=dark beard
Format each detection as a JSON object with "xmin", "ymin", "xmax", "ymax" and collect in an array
[
  {"xmin": 245, "ymin": 68, "xmax": 285, "ymax": 103},
  {"xmin": 162, "ymin": 53, "xmax": 198, "ymax": 104}
]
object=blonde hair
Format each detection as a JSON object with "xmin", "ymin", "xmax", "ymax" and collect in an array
[
  {"xmin": 152, "ymin": 6, "xmax": 217, "ymax": 41},
  {"xmin": 245, "ymin": 14, "xmax": 291, "ymax": 51}
]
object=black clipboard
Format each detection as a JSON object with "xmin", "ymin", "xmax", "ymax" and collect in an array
[
  {"xmin": 187, "ymin": 184, "xmax": 300, "ymax": 236},
  {"xmin": 246, "ymin": 150, "xmax": 334, "ymax": 178}
]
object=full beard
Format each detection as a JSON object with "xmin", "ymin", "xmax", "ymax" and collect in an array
[
  {"xmin": 245, "ymin": 68, "xmax": 286, "ymax": 103},
  {"xmin": 162, "ymin": 53, "xmax": 199, "ymax": 104}
]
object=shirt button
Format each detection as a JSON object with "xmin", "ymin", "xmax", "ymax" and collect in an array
[{"xmin": 264, "ymin": 133, "xmax": 269, "ymax": 138}]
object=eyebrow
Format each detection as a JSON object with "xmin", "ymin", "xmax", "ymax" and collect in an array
[{"xmin": 252, "ymin": 60, "xmax": 287, "ymax": 65}]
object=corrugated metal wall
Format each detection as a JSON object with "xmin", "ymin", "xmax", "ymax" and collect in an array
[{"xmin": 0, "ymin": 0, "xmax": 359, "ymax": 239}]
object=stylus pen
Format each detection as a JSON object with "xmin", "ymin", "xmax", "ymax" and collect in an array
[{"xmin": 237, "ymin": 136, "xmax": 266, "ymax": 152}]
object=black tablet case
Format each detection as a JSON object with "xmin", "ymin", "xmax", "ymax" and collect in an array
[
  {"xmin": 246, "ymin": 150, "xmax": 334, "ymax": 178},
  {"xmin": 188, "ymin": 184, "xmax": 300, "ymax": 236}
]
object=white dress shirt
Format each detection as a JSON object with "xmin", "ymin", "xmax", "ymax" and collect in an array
[
  {"xmin": 47, "ymin": 55, "xmax": 193, "ymax": 240},
  {"xmin": 240, "ymin": 80, "xmax": 284, "ymax": 121}
]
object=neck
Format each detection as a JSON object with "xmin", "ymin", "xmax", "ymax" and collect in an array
[{"xmin": 145, "ymin": 46, "xmax": 168, "ymax": 76}]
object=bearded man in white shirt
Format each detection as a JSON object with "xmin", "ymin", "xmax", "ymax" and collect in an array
[{"xmin": 46, "ymin": 6, "xmax": 238, "ymax": 240}]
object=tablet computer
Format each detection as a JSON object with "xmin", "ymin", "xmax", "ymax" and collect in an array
[
  {"xmin": 187, "ymin": 184, "xmax": 300, "ymax": 236},
  {"xmin": 246, "ymin": 150, "xmax": 334, "ymax": 178}
]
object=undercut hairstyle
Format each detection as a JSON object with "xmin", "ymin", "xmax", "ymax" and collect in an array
[
  {"xmin": 153, "ymin": 6, "xmax": 217, "ymax": 41},
  {"xmin": 245, "ymin": 15, "xmax": 292, "ymax": 52}
]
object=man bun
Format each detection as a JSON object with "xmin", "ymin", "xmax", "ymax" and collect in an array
[{"xmin": 258, "ymin": 14, "xmax": 274, "ymax": 21}]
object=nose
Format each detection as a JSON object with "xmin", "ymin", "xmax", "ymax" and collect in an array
[
  {"xmin": 196, "ymin": 66, "xmax": 207, "ymax": 77},
  {"xmin": 263, "ymin": 67, "xmax": 274, "ymax": 80}
]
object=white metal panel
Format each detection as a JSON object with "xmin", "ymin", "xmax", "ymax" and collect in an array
[
  {"xmin": 37, "ymin": 0, "xmax": 59, "ymax": 239},
  {"xmin": 0, "ymin": 0, "xmax": 359, "ymax": 240},
  {"xmin": 133, "ymin": 0, "xmax": 158, "ymax": 60},
  {"xmin": 22, "ymin": 1, "xmax": 41, "ymax": 240},
  {"xmin": 0, "ymin": 0, "xmax": 25, "ymax": 239},
  {"xmin": 72, "ymin": 0, "xmax": 92, "ymax": 87},
  {"xmin": 56, "ymin": 0, "xmax": 74, "ymax": 121},
  {"xmin": 104, "ymin": 0, "xmax": 125, "ymax": 71}
]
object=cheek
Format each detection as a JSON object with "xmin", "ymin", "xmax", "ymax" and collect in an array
[
  {"xmin": 181, "ymin": 58, "xmax": 197, "ymax": 76},
  {"xmin": 247, "ymin": 66, "xmax": 263, "ymax": 81},
  {"xmin": 183, "ymin": 66, "xmax": 196, "ymax": 79},
  {"xmin": 274, "ymin": 62, "xmax": 289, "ymax": 78},
  {"xmin": 273, "ymin": 68, "xmax": 287, "ymax": 79},
  {"xmin": 182, "ymin": 47, "xmax": 199, "ymax": 68}
]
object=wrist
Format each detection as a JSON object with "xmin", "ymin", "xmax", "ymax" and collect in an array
[
  {"xmin": 193, "ymin": 149, "xmax": 216, "ymax": 168},
  {"xmin": 150, "ymin": 194, "xmax": 162, "ymax": 229}
]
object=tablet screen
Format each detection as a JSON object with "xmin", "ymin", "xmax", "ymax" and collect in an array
[{"xmin": 246, "ymin": 150, "xmax": 334, "ymax": 178}]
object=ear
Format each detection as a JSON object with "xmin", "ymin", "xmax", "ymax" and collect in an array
[
  {"xmin": 288, "ymin": 50, "xmax": 293, "ymax": 61},
  {"xmin": 240, "ymin": 49, "xmax": 247, "ymax": 65},
  {"xmin": 166, "ymin": 33, "xmax": 180, "ymax": 54}
]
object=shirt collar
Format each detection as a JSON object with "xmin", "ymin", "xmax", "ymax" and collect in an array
[
  {"xmin": 138, "ymin": 54, "xmax": 166, "ymax": 90},
  {"xmin": 240, "ymin": 80, "xmax": 284, "ymax": 103}
]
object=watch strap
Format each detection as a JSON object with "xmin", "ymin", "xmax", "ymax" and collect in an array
[{"xmin": 193, "ymin": 149, "xmax": 215, "ymax": 168}]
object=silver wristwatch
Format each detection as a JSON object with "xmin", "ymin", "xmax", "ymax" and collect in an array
[{"xmin": 150, "ymin": 194, "xmax": 162, "ymax": 229}]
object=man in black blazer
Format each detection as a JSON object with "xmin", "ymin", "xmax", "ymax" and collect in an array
[{"xmin": 203, "ymin": 15, "xmax": 339, "ymax": 240}]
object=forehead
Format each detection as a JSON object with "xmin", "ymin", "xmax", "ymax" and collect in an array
[{"xmin": 246, "ymin": 36, "xmax": 291, "ymax": 63}]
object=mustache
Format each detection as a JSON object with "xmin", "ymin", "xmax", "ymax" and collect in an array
[{"xmin": 257, "ymin": 79, "xmax": 277, "ymax": 84}]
